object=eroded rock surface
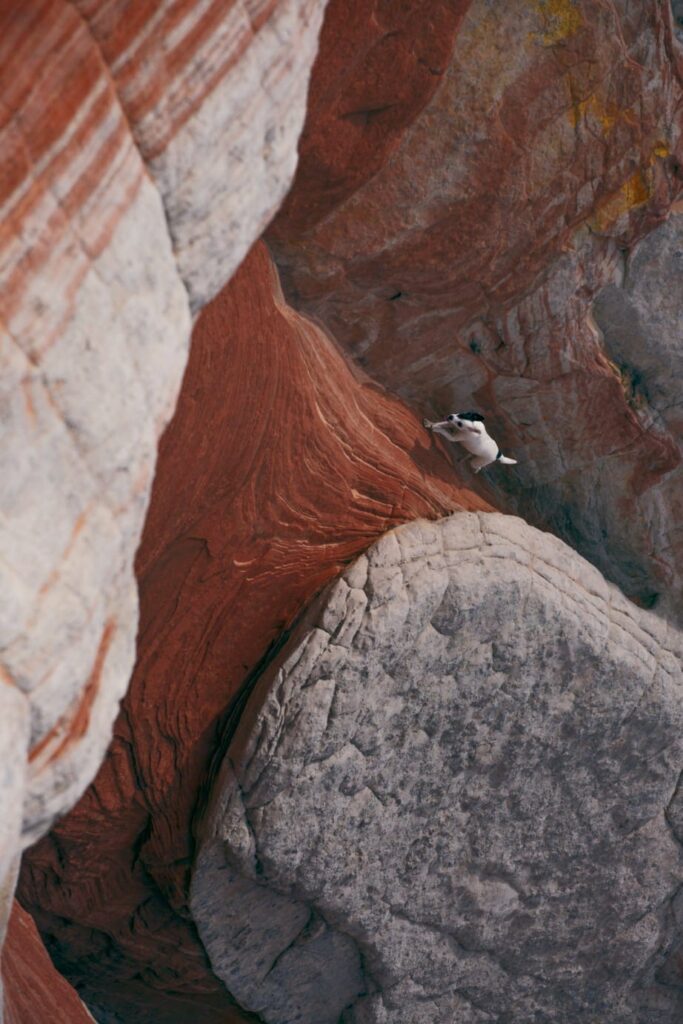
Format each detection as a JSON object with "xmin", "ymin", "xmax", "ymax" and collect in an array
[
  {"xmin": 193, "ymin": 512, "xmax": 683, "ymax": 1023},
  {"xmin": 0, "ymin": 4, "xmax": 190, "ymax": 953},
  {"xmin": 270, "ymin": 0, "xmax": 683, "ymax": 616},
  {"xmin": 271, "ymin": 0, "xmax": 474, "ymax": 235},
  {"xmin": 74, "ymin": 0, "xmax": 329, "ymax": 311},
  {"xmin": 591, "ymin": 215, "xmax": 683, "ymax": 605},
  {"xmin": 1, "ymin": 2, "xmax": 333, "ymax": 1016},
  {"xmin": 18, "ymin": 244, "xmax": 487, "ymax": 1023},
  {"xmin": 0, "ymin": 0, "xmax": 328, "ymax": 961},
  {"xmin": 1, "ymin": 902, "xmax": 95, "ymax": 1024}
]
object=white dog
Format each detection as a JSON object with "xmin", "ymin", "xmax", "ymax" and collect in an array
[{"xmin": 424, "ymin": 411, "xmax": 517, "ymax": 473}]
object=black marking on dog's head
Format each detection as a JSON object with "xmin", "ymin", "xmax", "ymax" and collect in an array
[
  {"xmin": 495, "ymin": 448, "xmax": 502, "ymax": 460},
  {"xmin": 457, "ymin": 411, "xmax": 485, "ymax": 422}
]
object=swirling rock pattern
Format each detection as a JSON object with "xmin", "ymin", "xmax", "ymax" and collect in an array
[
  {"xmin": 192, "ymin": 512, "xmax": 683, "ymax": 1023},
  {"xmin": 270, "ymin": 0, "xmax": 683, "ymax": 617},
  {"xmin": 0, "ymin": 0, "xmax": 327, "ymax": 974},
  {"xmin": 18, "ymin": 244, "xmax": 487, "ymax": 1023}
]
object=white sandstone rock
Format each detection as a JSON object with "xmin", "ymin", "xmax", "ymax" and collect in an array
[{"xmin": 192, "ymin": 512, "xmax": 683, "ymax": 1024}]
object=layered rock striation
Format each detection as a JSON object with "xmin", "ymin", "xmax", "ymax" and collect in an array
[
  {"xmin": 1, "ymin": 902, "xmax": 95, "ymax": 1024},
  {"xmin": 193, "ymin": 512, "xmax": 683, "ymax": 1023},
  {"xmin": 270, "ymin": 0, "xmax": 683, "ymax": 617},
  {"xmin": 8, "ymin": 0, "xmax": 683, "ymax": 1020},
  {"xmin": 18, "ymin": 244, "xmax": 487, "ymax": 1023},
  {"xmin": 0, "ymin": 0, "xmax": 328, "ymax": 974},
  {"xmin": 73, "ymin": 0, "xmax": 329, "ymax": 311}
]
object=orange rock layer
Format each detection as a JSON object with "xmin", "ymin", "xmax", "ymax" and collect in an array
[
  {"xmin": 272, "ymin": 0, "xmax": 474, "ymax": 234},
  {"xmin": 1, "ymin": 903, "xmax": 93, "ymax": 1024},
  {"xmin": 19, "ymin": 243, "xmax": 488, "ymax": 1022}
]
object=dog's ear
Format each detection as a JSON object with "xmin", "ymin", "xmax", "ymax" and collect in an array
[{"xmin": 458, "ymin": 411, "xmax": 485, "ymax": 422}]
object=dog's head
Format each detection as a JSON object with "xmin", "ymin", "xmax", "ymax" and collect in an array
[{"xmin": 447, "ymin": 411, "xmax": 485, "ymax": 430}]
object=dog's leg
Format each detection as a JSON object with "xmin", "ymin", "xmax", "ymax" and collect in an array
[
  {"xmin": 428, "ymin": 421, "xmax": 464, "ymax": 442},
  {"xmin": 470, "ymin": 455, "xmax": 492, "ymax": 474},
  {"xmin": 433, "ymin": 425, "xmax": 462, "ymax": 443},
  {"xmin": 424, "ymin": 418, "xmax": 454, "ymax": 435}
]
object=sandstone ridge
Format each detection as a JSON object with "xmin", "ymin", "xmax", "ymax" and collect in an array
[{"xmin": 0, "ymin": 0, "xmax": 328, "ymax": 989}]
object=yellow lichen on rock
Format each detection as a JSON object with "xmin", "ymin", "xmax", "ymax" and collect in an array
[
  {"xmin": 532, "ymin": 0, "xmax": 582, "ymax": 46},
  {"xmin": 588, "ymin": 143, "xmax": 670, "ymax": 231},
  {"xmin": 589, "ymin": 170, "xmax": 652, "ymax": 232},
  {"xmin": 569, "ymin": 92, "xmax": 619, "ymax": 133}
]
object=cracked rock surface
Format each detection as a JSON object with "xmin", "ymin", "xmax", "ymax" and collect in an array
[{"xmin": 193, "ymin": 512, "xmax": 683, "ymax": 1023}]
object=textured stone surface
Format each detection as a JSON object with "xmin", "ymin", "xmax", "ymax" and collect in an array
[
  {"xmin": 271, "ymin": 0, "xmax": 474, "ymax": 236},
  {"xmin": 0, "ymin": 1, "xmax": 191, "ymax": 857},
  {"xmin": 1, "ymin": 902, "xmax": 94, "ymax": 1024},
  {"xmin": 193, "ymin": 512, "xmax": 683, "ymax": 1023},
  {"xmin": 591, "ymin": 215, "xmax": 683, "ymax": 606},
  {"xmin": 0, "ymin": 690, "xmax": 29, "ymax": 958},
  {"xmin": 75, "ymin": 0, "xmax": 329, "ymax": 311},
  {"xmin": 2, "ymin": 2, "xmax": 330, "ymax": 1017},
  {"xmin": 270, "ymin": 0, "xmax": 683, "ymax": 615},
  {"xmin": 19, "ymin": 244, "xmax": 487, "ymax": 1023},
  {"xmin": 593, "ymin": 214, "xmax": 683, "ymax": 434},
  {"xmin": 1, "ymin": 0, "xmax": 331, "ymax": 855}
]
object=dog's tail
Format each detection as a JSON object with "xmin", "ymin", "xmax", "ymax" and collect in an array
[{"xmin": 498, "ymin": 455, "xmax": 517, "ymax": 465}]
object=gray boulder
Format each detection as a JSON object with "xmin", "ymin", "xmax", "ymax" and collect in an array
[{"xmin": 192, "ymin": 512, "xmax": 683, "ymax": 1023}]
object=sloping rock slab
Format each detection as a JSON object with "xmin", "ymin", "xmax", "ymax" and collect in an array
[
  {"xmin": 192, "ymin": 512, "xmax": 683, "ymax": 1023},
  {"xmin": 1, "ymin": 902, "xmax": 94, "ymax": 1024}
]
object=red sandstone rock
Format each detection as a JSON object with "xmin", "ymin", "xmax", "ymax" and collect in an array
[
  {"xmin": 16, "ymin": 1, "xmax": 683, "ymax": 1018},
  {"xmin": 270, "ymin": 0, "xmax": 474, "ymax": 236},
  {"xmin": 1, "ymin": 902, "xmax": 93, "ymax": 1024},
  {"xmin": 19, "ymin": 243, "xmax": 488, "ymax": 1022},
  {"xmin": 270, "ymin": 0, "xmax": 683, "ymax": 615},
  {"xmin": 73, "ymin": 0, "xmax": 330, "ymax": 310},
  {"xmin": 0, "ymin": 0, "xmax": 327, "ymax": 961}
]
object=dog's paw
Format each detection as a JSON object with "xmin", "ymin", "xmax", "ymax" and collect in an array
[{"xmin": 422, "ymin": 418, "xmax": 433, "ymax": 429}]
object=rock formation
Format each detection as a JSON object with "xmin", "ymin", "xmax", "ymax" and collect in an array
[
  {"xmin": 0, "ymin": 0, "xmax": 328, "ymax": 979},
  {"xmin": 18, "ymin": 244, "xmax": 486, "ymax": 1022},
  {"xmin": 4, "ymin": 0, "xmax": 683, "ymax": 1020},
  {"xmin": 1, "ymin": 903, "xmax": 94, "ymax": 1024},
  {"xmin": 270, "ymin": 0, "xmax": 683, "ymax": 617},
  {"xmin": 192, "ymin": 512, "xmax": 683, "ymax": 1023}
]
